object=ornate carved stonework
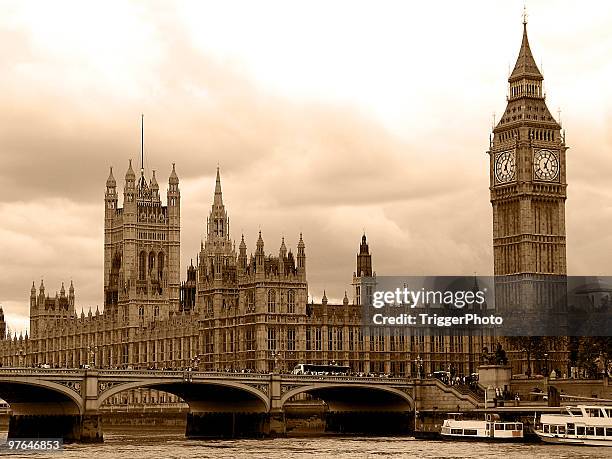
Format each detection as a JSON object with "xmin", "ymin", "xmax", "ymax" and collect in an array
[
  {"xmin": 247, "ymin": 383, "xmax": 269, "ymax": 395},
  {"xmin": 98, "ymin": 381, "xmax": 123, "ymax": 395},
  {"xmin": 281, "ymin": 384, "xmax": 302, "ymax": 394},
  {"xmin": 58, "ymin": 380, "xmax": 81, "ymax": 395}
]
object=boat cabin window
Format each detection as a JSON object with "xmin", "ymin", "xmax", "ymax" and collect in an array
[
  {"xmin": 568, "ymin": 408, "xmax": 582, "ymax": 416},
  {"xmin": 464, "ymin": 429, "xmax": 478, "ymax": 436},
  {"xmin": 558, "ymin": 425, "xmax": 565, "ymax": 434},
  {"xmin": 543, "ymin": 425, "xmax": 549, "ymax": 433},
  {"xmin": 495, "ymin": 424, "xmax": 504, "ymax": 430},
  {"xmin": 505, "ymin": 424, "xmax": 515, "ymax": 430},
  {"xmin": 516, "ymin": 424, "xmax": 522, "ymax": 430},
  {"xmin": 606, "ymin": 428, "xmax": 612, "ymax": 437},
  {"xmin": 606, "ymin": 409, "xmax": 612, "ymax": 417},
  {"xmin": 587, "ymin": 408, "xmax": 604, "ymax": 417},
  {"xmin": 567, "ymin": 423, "xmax": 575, "ymax": 434},
  {"xmin": 551, "ymin": 425, "xmax": 558, "ymax": 434},
  {"xmin": 586, "ymin": 427, "xmax": 595, "ymax": 436},
  {"xmin": 596, "ymin": 427, "xmax": 604, "ymax": 436},
  {"xmin": 451, "ymin": 429, "xmax": 462, "ymax": 435},
  {"xmin": 577, "ymin": 426, "xmax": 585, "ymax": 435}
]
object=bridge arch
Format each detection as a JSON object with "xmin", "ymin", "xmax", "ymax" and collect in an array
[
  {"xmin": 0, "ymin": 379, "xmax": 84, "ymax": 415},
  {"xmin": 280, "ymin": 383, "xmax": 414, "ymax": 412},
  {"xmin": 97, "ymin": 378, "xmax": 270, "ymax": 412}
]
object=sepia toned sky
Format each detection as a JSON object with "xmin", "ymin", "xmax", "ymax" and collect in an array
[{"xmin": 1, "ymin": 1, "xmax": 611, "ymax": 333}]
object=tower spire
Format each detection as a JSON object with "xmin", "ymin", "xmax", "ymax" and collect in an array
[
  {"xmin": 140, "ymin": 114, "xmax": 144, "ymax": 172},
  {"xmin": 509, "ymin": 11, "xmax": 542, "ymax": 82},
  {"xmin": 214, "ymin": 166, "xmax": 223, "ymax": 206}
]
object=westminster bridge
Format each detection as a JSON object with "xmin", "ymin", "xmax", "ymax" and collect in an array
[{"xmin": 0, "ymin": 368, "xmax": 483, "ymax": 442}]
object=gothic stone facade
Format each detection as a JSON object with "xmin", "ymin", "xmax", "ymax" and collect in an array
[{"xmin": 0, "ymin": 164, "xmax": 490, "ymax": 377}]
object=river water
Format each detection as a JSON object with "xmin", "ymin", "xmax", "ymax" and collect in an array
[{"xmin": 1, "ymin": 430, "xmax": 610, "ymax": 458}]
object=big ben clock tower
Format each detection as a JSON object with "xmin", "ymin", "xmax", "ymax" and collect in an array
[{"xmin": 488, "ymin": 16, "xmax": 568, "ymax": 334}]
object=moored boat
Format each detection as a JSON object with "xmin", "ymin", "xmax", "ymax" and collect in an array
[
  {"xmin": 441, "ymin": 413, "xmax": 524, "ymax": 441},
  {"xmin": 536, "ymin": 405, "xmax": 612, "ymax": 446}
]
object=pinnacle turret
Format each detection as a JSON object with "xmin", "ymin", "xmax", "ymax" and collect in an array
[
  {"xmin": 125, "ymin": 159, "xmax": 135, "ymax": 180},
  {"xmin": 106, "ymin": 166, "xmax": 116, "ymax": 188},
  {"xmin": 169, "ymin": 163, "xmax": 179, "ymax": 185},
  {"xmin": 151, "ymin": 170, "xmax": 159, "ymax": 190},
  {"xmin": 256, "ymin": 231, "xmax": 264, "ymax": 253}
]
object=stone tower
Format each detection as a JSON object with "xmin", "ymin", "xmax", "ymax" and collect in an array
[
  {"xmin": 489, "ymin": 17, "xmax": 567, "ymax": 325},
  {"xmin": 29, "ymin": 280, "xmax": 75, "ymax": 338},
  {"xmin": 352, "ymin": 234, "xmax": 376, "ymax": 306},
  {"xmin": 103, "ymin": 158, "xmax": 181, "ymax": 326},
  {"xmin": 196, "ymin": 167, "xmax": 238, "ymax": 316}
]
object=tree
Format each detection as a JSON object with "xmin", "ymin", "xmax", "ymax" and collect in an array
[{"xmin": 506, "ymin": 336, "xmax": 547, "ymax": 376}]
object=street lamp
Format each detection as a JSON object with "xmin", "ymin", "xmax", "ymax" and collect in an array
[{"xmin": 544, "ymin": 353, "xmax": 549, "ymax": 377}]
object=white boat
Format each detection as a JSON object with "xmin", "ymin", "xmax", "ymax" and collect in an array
[
  {"xmin": 441, "ymin": 413, "xmax": 524, "ymax": 441},
  {"xmin": 536, "ymin": 405, "xmax": 612, "ymax": 446}
]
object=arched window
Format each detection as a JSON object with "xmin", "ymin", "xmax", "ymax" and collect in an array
[
  {"xmin": 158, "ymin": 252, "xmax": 164, "ymax": 280},
  {"xmin": 268, "ymin": 289, "xmax": 276, "ymax": 313},
  {"xmin": 139, "ymin": 251, "xmax": 146, "ymax": 281},
  {"xmin": 287, "ymin": 290, "xmax": 295, "ymax": 314},
  {"xmin": 138, "ymin": 306, "xmax": 144, "ymax": 320},
  {"xmin": 148, "ymin": 252, "xmax": 156, "ymax": 274},
  {"xmin": 154, "ymin": 305, "xmax": 159, "ymax": 318}
]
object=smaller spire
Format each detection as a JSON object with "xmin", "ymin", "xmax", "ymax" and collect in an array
[
  {"xmin": 31, "ymin": 281, "xmax": 36, "ymax": 294},
  {"xmin": 125, "ymin": 159, "xmax": 135, "ymax": 179},
  {"xmin": 298, "ymin": 232, "xmax": 305, "ymax": 249},
  {"xmin": 69, "ymin": 280, "xmax": 74, "ymax": 293},
  {"xmin": 256, "ymin": 231, "xmax": 264, "ymax": 252},
  {"xmin": 213, "ymin": 166, "xmax": 223, "ymax": 205},
  {"xmin": 280, "ymin": 237, "xmax": 287, "ymax": 254},
  {"xmin": 343, "ymin": 291, "xmax": 349, "ymax": 305},
  {"xmin": 239, "ymin": 234, "xmax": 247, "ymax": 250},
  {"xmin": 151, "ymin": 170, "xmax": 159, "ymax": 190},
  {"xmin": 322, "ymin": 290, "xmax": 328, "ymax": 304},
  {"xmin": 169, "ymin": 163, "xmax": 179, "ymax": 185},
  {"xmin": 106, "ymin": 166, "xmax": 116, "ymax": 187},
  {"xmin": 60, "ymin": 282, "xmax": 66, "ymax": 296}
]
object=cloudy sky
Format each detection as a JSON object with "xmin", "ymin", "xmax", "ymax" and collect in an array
[{"xmin": 1, "ymin": 1, "xmax": 611, "ymax": 333}]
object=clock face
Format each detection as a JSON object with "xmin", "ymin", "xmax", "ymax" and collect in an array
[
  {"xmin": 533, "ymin": 149, "xmax": 559, "ymax": 181},
  {"xmin": 494, "ymin": 150, "xmax": 516, "ymax": 184}
]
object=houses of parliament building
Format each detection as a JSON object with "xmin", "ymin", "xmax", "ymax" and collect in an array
[
  {"xmin": 0, "ymin": 16, "xmax": 567, "ymax": 378},
  {"xmin": 0, "ymin": 161, "xmax": 492, "ymax": 377}
]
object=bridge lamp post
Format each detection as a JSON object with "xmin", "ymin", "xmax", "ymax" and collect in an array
[
  {"xmin": 414, "ymin": 355, "xmax": 423, "ymax": 379},
  {"xmin": 190, "ymin": 355, "xmax": 201, "ymax": 371},
  {"xmin": 271, "ymin": 350, "xmax": 281, "ymax": 374},
  {"xmin": 88, "ymin": 345, "xmax": 98, "ymax": 368}
]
